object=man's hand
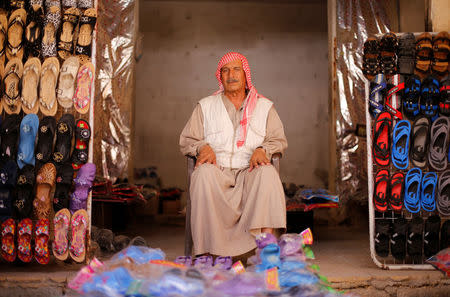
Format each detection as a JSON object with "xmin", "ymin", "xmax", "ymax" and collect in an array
[
  {"xmin": 249, "ymin": 147, "xmax": 270, "ymax": 172},
  {"xmin": 195, "ymin": 145, "xmax": 216, "ymax": 168}
]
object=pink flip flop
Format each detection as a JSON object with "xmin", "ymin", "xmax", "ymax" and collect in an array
[
  {"xmin": 73, "ymin": 62, "xmax": 94, "ymax": 114},
  {"xmin": 69, "ymin": 209, "xmax": 88, "ymax": 263},
  {"xmin": 53, "ymin": 208, "xmax": 71, "ymax": 261}
]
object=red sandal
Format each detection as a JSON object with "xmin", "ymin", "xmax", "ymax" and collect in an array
[
  {"xmin": 17, "ymin": 218, "xmax": 32, "ymax": 263},
  {"xmin": 34, "ymin": 218, "xmax": 50, "ymax": 264},
  {"xmin": 1, "ymin": 218, "xmax": 16, "ymax": 262}
]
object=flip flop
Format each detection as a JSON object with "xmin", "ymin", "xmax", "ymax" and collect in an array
[
  {"xmin": 373, "ymin": 169, "xmax": 389, "ymax": 212},
  {"xmin": 431, "ymin": 31, "xmax": 449, "ymax": 79},
  {"xmin": 21, "ymin": 57, "xmax": 41, "ymax": 114},
  {"xmin": 402, "ymin": 75, "xmax": 421, "ymax": 119},
  {"xmin": 52, "ymin": 113, "xmax": 75, "ymax": 165},
  {"xmin": 34, "ymin": 218, "xmax": 50, "ymax": 264},
  {"xmin": 439, "ymin": 76, "xmax": 450, "ymax": 116},
  {"xmin": 35, "ymin": 116, "xmax": 56, "ymax": 168},
  {"xmin": 53, "ymin": 208, "xmax": 70, "ymax": 261},
  {"xmin": 1, "ymin": 218, "xmax": 16, "ymax": 262},
  {"xmin": 410, "ymin": 117, "xmax": 430, "ymax": 168},
  {"xmin": 57, "ymin": 56, "xmax": 80, "ymax": 109},
  {"xmin": 421, "ymin": 172, "xmax": 437, "ymax": 212},
  {"xmin": 437, "ymin": 170, "xmax": 450, "ymax": 216},
  {"xmin": 75, "ymin": 8, "xmax": 96, "ymax": 64},
  {"xmin": 415, "ymin": 32, "xmax": 433, "ymax": 79},
  {"xmin": 404, "ymin": 168, "xmax": 422, "ymax": 213},
  {"xmin": 2, "ymin": 58, "xmax": 23, "ymax": 114},
  {"xmin": 39, "ymin": 57, "xmax": 59, "ymax": 116},
  {"xmin": 69, "ymin": 209, "xmax": 88, "ymax": 263},
  {"xmin": 57, "ymin": 7, "xmax": 80, "ymax": 60},
  {"xmin": 385, "ymin": 74, "xmax": 404, "ymax": 119},
  {"xmin": 72, "ymin": 119, "xmax": 91, "ymax": 170},
  {"xmin": 428, "ymin": 116, "xmax": 450, "ymax": 171},
  {"xmin": 17, "ymin": 113, "xmax": 39, "ymax": 169},
  {"xmin": 33, "ymin": 162, "xmax": 56, "ymax": 219},
  {"xmin": 41, "ymin": 5, "xmax": 60, "ymax": 58},
  {"xmin": 53, "ymin": 163, "xmax": 74, "ymax": 212},
  {"xmin": 407, "ymin": 217, "xmax": 424, "ymax": 263},
  {"xmin": 0, "ymin": 114, "xmax": 21, "ymax": 159},
  {"xmin": 73, "ymin": 62, "xmax": 94, "ymax": 114},
  {"xmin": 17, "ymin": 218, "xmax": 32, "ymax": 263},
  {"xmin": 6, "ymin": 9, "xmax": 26, "ymax": 61},
  {"xmin": 372, "ymin": 111, "xmax": 392, "ymax": 166},
  {"xmin": 13, "ymin": 165, "xmax": 35, "ymax": 219},
  {"xmin": 390, "ymin": 218, "xmax": 407, "ymax": 261},
  {"xmin": 368, "ymin": 73, "xmax": 386, "ymax": 117},
  {"xmin": 391, "ymin": 120, "xmax": 410, "ymax": 170},
  {"xmin": 389, "ymin": 171, "xmax": 404, "ymax": 212},
  {"xmin": 70, "ymin": 163, "xmax": 96, "ymax": 213},
  {"xmin": 420, "ymin": 76, "xmax": 440, "ymax": 119},
  {"xmin": 424, "ymin": 215, "xmax": 441, "ymax": 258},
  {"xmin": 0, "ymin": 160, "xmax": 19, "ymax": 218},
  {"xmin": 0, "ymin": 12, "xmax": 7, "ymax": 66}
]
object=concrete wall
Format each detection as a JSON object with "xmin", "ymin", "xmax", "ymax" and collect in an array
[{"xmin": 135, "ymin": 0, "xmax": 329, "ymax": 189}]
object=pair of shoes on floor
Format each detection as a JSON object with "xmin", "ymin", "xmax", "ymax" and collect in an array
[
  {"xmin": 53, "ymin": 208, "xmax": 89, "ymax": 263},
  {"xmin": 1, "ymin": 217, "xmax": 49, "ymax": 264}
]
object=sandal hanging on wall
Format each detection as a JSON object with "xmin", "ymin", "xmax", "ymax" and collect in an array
[
  {"xmin": 25, "ymin": 4, "xmax": 44, "ymax": 59},
  {"xmin": 75, "ymin": 8, "xmax": 96, "ymax": 64},
  {"xmin": 2, "ymin": 58, "xmax": 23, "ymax": 115},
  {"xmin": 6, "ymin": 9, "xmax": 26, "ymax": 61},
  {"xmin": 0, "ymin": 12, "xmax": 7, "ymax": 67},
  {"xmin": 57, "ymin": 7, "xmax": 80, "ymax": 60},
  {"xmin": 41, "ymin": 6, "xmax": 60, "ymax": 58}
]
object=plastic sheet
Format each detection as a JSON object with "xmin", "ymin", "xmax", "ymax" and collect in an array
[
  {"xmin": 94, "ymin": 0, "xmax": 137, "ymax": 181},
  {"xmin": 335, "ymin": 0, "xmax": 390, "ymax": 202}
]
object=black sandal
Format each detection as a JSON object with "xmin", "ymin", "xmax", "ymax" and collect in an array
[
  {"xmin": 0, "ymin": 114, "xmax": 21, "ymax": 160},
  {"xmin": 72, "ymin": 119, "xmax": 90, "ymax": 170},
  {"xmin": 75, "ymin": 8, "xmax": 96, "ymax": 63},
  {"xmin": 52, "ymin": 113, "xmax": 75, "ymax": 166},
  {"xmin": 424, "ymin": 215, "xmax": 441, "ymax": 258},
  {"xmin": 407, "ymin": 217, "xmax": 424, "ymax": 263},
  {"xmin": 53, "ymin": 162, "xmax": 74, "ymax": 212},
  {"xmin": 13, "ymin": 164, "xmax": 35, "ymax": 219},
  {"xmin": 25, "ymin": 6, "xmax": 44, "ymax": 59},
  {"xmin": 57, "ymin": 7, "xmax": 80, "ymax": 60},
  {"xmin": 35, "ymin": 116, "xmax": 56, "ymax": 168},
  {"xmin": 375, "ymin": 219, "xmax": 390, "ymax": 257},
  {"xmin": 390, "ymin": 218, "xmax": 407, "ymax": 261}
]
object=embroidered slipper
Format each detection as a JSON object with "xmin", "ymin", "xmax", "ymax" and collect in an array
[
  {"xmin": 1, "ymin": 218, "xmax": 16, "ymax": 262},
  {"xmin": 73, "ymin": 62, "xmax": 94, "ymax": 114},
  {"xmin": 69, "ymin": 209, "xmax": 88, "ymax": 263},
  {"xmin": 407, "ymin": 217, "xmax": 424, "ymax": 263},
  {"xmin": 52, "ymin": 113, "xmax": 75, "ymax": 165},
  {"xmin": 420, "ymin": 76, "xmax": 440, "ymax": 119},
  {"xmin": 375, "ymin": 219, "xmax": 390, "ymax": 258},
  {"xmin": 17, "ymin": 113, "xmax": 39, "ymax": 169},
  {"xmin": 39, "ymin": 57, "xmax": 59, "ymax": 116},
  {"xmin": 373, "ymin": 169, "xmax": 389, "ymax": 212},
  {"xmin": 368, "ymin": 73, "xmax": 386, "ymax": 117},
  {"xmin": 75, "ymin": 8, "xmax": 96, "ymax": 64},
  {"xmin": 57, "ymin": 56, "xmax": 80, "ymax": 109},
  {"xmin": 41, "ymin": 5, "xmax": 60, "ymax": 58},
  {"xmin": 391, "ymin": 120, "xmax": 410, "ymax": 170},
  {"xmin": 372, "ymin": 112, "xmax": 392, "ymax": 166},
  {"xmin": 72, "ymin": 119, "xmax": 90, "ymax": 170},
  {"xmin": 385, "ymin": 74, "xmax": 404, "ymax": 120},
  {"xmin": 421, "ymin": 172, "xmax": 437, "ymax": 212},
  {"xmin": 33, "ymin": 162, "xmax": 56, "ymax": 220},
  {"xmin": 21, "ymin": 57, "xmax": 41, "ymax": 114},
  {"xmin": 390, "ymin": 218, "xmax": 407, "ymax": 261},
  {"xmin": 0, "ymin": 160, "xmax": 19, "ymax": 218},
  {"xmin": 410, "ymin": 117, "xmax": 430, "ymax": 168},
  {"xmin": 428, "ymin": 116, "xmax": 450, "ymax": 171},
  {"xmin": 6, "ymin": 9, "xmax": 26, "ymax": 61},
  {"xmin": 402, "ymin": 75, "xmax": 421, "ymax": 120},
  {"xmin": 439, "ymin": 77, "xmax": 450, "ymax": 116},
  {"xmin": 2, "ymin": 58, "xmax": 23, "ymax": 114},
  {"xmin": 53, "ymin": 208, "xmax": 70, "ymax": 261},
  {"xmin": 404, "ymin": 168, "xmax": 422, "ymax": 214},
  {"xmin": 53, "ymin": 163, "xmax": 74, "ymax": 212},
  {"xmin": 25, "ymin": 4, "xmax": 44, "ymax": 59},
  {"xmin": 13, "ymin": 165, "xmax": 35, "ymax": 219},
  {"xmin": 424, "ymin": 215, "xmax": 441, "ymax": 258},
  {"xmin": 415, "ymin": 32, "xmax": 433, "ymax": 79},
  {"xmin": 35, "ymin": 116, "xmax": 56, "ymax": 168},
  {"xmin": 70, "ymin": 163, "xmax": 96, "ymax": 213},
  {"xmin": 389, "ymin": 171, "xmax": 404, "ymax": 212},
  {"xmin": 34, "ymin": 218, "xmax": 50, "ymax": 264},
  {"xmin": 0, "ymin": 114, "xmax": 21, "ymax": 159},
  {"xmin": 431, "ymin": 31, "xmax": 449, "ymax": 79},
  {"xmin": 0, "ymin": 12, "xmax": 7, "ymax": 67},
  {"xmin": 57, "ymin": 7, "xmax": 80, "ymax": 60},
  {"xmin": 17, "ymin": 218, "xmax": 32, "ymax": 263}
]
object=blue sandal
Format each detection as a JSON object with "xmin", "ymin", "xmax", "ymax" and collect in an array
[
  {"xmin": 392, "ymin": 120, "xmax": 411, "ymax": 169},
  {"xmin": 404, "ymin": 168, "xmax": 422, "ymax": 213},
  {"xmin": 402, "ymin": 75, "xmax": 421, "ymax": 119},
  {"xmin": 369, "ymin": 74, "xmax": 386, "ymax": 117},
  {"xmin": 420, "ymin": 76, "xmax": 440, "ymax": 119},
  {"xmin": 421, "ymin": 172, "xmax": 437, "ymax": 212}
]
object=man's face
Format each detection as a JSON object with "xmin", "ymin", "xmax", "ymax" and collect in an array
[{"xmin": 220, "ymin": 60, "xmax": 246, "ymax": 93}]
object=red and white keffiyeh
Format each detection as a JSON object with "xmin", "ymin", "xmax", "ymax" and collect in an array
[{"xmin": 214, "ymin": 52, "xmax": 265, "ymax": 148}]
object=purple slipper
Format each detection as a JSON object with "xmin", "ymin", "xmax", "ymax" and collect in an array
[
  {"xmin": 213, "ymin": 274, "xmax": 265, "ymax": 296},
  {"xmin": 255, "ymin": 233, "xmax": 277, "ymax": 249},
  {"xmin": 279, "ymin": 234, "xmax": 304, "ymax": 258},
  {"xmin": 213, "ymin": 256, "xmax": 232, "ymax": 270},
  {"xmin": 174, "ymin": 256, "xmax": 192, "ymax": 267},
  {"xmin": 69, "ymin": 163, "xmax": 96, "ymax": 213},
  {"xmin": 194, "ymin": 255, "xmax": 213, "ymax": 269}
]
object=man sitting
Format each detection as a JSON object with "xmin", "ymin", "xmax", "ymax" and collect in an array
[{"xmin": 179, "ymin": 52, "xmax": 288, "ymax": 257}]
